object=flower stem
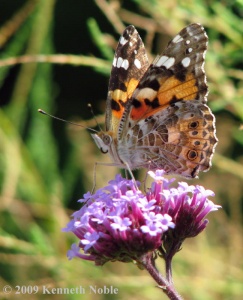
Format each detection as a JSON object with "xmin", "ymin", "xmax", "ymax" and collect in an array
[
  {"xmin": 140, "ymin": 253, "xmax": 183, "ymax": 300},
  {"xmin": 165, "ymin": 255, "xmax": 173, "ymax": 283}
]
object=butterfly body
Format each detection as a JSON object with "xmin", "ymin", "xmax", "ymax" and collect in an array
[{"xmin": 92, "ymin": 24, "xmax": 217, "ymax": 178}]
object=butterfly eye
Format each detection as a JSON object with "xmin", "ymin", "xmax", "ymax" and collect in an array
[
  {"xmin": 103, "ymin": 134, "xmax": 112, "ymax": 146},
  {"xmin": 99, "ymin": 134, "xmax": 112, "ymax": 154}
]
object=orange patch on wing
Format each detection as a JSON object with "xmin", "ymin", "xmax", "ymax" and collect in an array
[
  {"xmin": 126, "ymin": 78, "xmax": 139, "ymax": 98},
  {"xmin": 130, "ymin": 73, "xmax": 198, "ymax": 121},
  {"xmin": 130, "ymin": 88, "xmax": 158, "ymax": 120},
  {"xmin": 110, "ymin": 89, "xmax": 126, "ymax": 120},
  {"xmin": 158, "ymin": 73, "xmax": 198, "ymax": 102},
  {"xmin": 112, "ymin": 89, "xmax": 127, "ymax": 102},
  {"xmin": 110, "ymin": 78, "xmax": 140, "ymax": 120},
  {"xmin": 130, "ymin": 100, "xmax": 155, "ymax": 120}
]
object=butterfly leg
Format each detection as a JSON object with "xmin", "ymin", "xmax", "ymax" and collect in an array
[
  {"xmin": 91, "ymin": 161, "xmax": 98, "ymax": 194},
  {"xmin": 124, "ymin": 162, "xmax": 139, "ymax": 190},
  {"xmin": 142, "ymin": 171, "xmax": 149, "ymax": 192}
]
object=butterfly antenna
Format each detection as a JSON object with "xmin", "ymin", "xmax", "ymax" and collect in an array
[
  {"xmin": 87, "ymin": 103, "xmax": 103, "ymax": 132},
  {"xmin": 38, "ymin": 109, "xmax": 98, "ymax": 133}
]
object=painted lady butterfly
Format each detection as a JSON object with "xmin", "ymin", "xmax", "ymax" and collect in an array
[{"xmin": 92, "ymin": 23, "xmax": 218, "ymax": 178}]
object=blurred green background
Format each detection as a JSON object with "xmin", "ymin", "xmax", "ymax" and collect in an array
[{"xmin": 0, "ymin": 0, "xmax": 243, "ymax": 299}]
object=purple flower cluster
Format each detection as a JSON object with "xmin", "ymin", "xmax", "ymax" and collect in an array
[
  {"xmin": 147, "ymin": 171, "xmax": 220, "ymax": 257},
  {"xmin": 64, "ymin": 170, "xmax": 220, "ymax": 265}
]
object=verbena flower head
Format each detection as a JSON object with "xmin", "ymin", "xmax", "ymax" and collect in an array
[
  {"xmin": 147, "ymin": 170, "xmax": 221, "ymax": 256},
  {"xmin": 64, "ymin": 170, "xmax": 220, "ymax": 265}
]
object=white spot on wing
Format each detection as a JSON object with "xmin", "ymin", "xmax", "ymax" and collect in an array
[
  {"xmin": 164, "ymin": 57, "xmax": 175, "ymax": 69},
  {"xmin": 116, "ymin": 57, "xmax": 129, "ymax": 70},
  {"xmin": 186, "ymin": 40, "xmax": 190, "ymax": 45},
  {"xmin": 181, "ymin": 57, "xmax": 190, "ymax": 67},
  {"xmin": 113, "ymin": 57, "xmax": 117, "ymax": 67},
  {"xmin": 172, "ymin": 34, "xmax": 183, "ymax": 43},
  {"xmin": 121, "ymin": 59, "xmax": 129, "ymax": 70},
  {"xmin": 137, "ymin": 87, "xmax": 157, "ymax": 99},
  {"xmin": 155, "ymin": 55, "xmax": 167, "ymax": 67},
  {"xmin": 117, "ymin": 57, "xmax": 123, "ymax": 68},
  {"xmin": 188, "ymin": 47, "xmax": 193, "ymax": 53},
  {"xmin": 134, "ymin": 58, "xmax": 141, "ymax": 69},
  {"xmin": 119, "ymin": 36, "xmax": 128, "ymax": 45},
  {"xmin": 155, "ymin": 56, "xmax": 175, "ymax": 69}
]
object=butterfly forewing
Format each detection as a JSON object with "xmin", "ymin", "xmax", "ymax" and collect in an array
[
  {"xmin": 106, "ymin": 25, "xmax": 149, "ymax": 132},
  {"xmin": 124, "ymin": 24, "xmax": 209, "ymax": 122}
]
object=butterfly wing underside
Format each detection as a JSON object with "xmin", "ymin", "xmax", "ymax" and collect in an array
[
  {"xmin": 105, "ymin": 25, "xmax": 149, "ymax": 133},
  {"xmin": 117, "ymin": 24, "xmax": 217, "ymax": 178}
]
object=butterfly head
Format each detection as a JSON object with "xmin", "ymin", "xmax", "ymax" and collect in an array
[{"xmin": 91, "ymin": 132, "xmax": 114, "ymax": 154}]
